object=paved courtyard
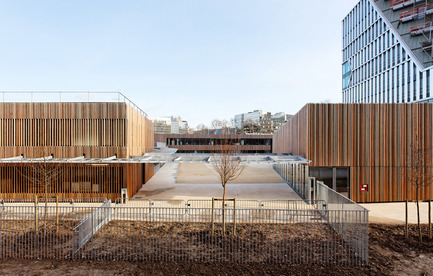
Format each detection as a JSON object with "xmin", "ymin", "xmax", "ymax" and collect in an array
[{"xmin": 134, "ymin": 162, "xmax": 301, "ymax": 200}]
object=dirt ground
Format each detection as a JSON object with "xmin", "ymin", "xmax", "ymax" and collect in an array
[{"xmin": 1, "ymin": 224, "xmax": 433, "ymax": 275}]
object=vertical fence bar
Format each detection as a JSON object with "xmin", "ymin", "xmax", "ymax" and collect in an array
[
  {"xmin": 404, "ymin": 199, "xmax": 409, "ymax": 238},
  {"xmin": 233, "ymin": 198, "xmax": 236, "ymax": 235},
  {"xmin": 429, "ymin": 199, "xmax": 431, "ymax": 240},
  {"xmin": 34, "ymin": 195, "xmax": 39, "ymax": 236},
  {"xmin": 211, "ymin": 198, "xmax": 215, "ymax": 235}
]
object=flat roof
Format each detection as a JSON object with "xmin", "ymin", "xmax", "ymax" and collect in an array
[{"xmin": 0, "ymin": 153, "xmax": 310, "ymax": 164}]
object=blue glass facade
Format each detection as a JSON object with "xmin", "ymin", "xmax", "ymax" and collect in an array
[{"xmin": 342, "ymin": 0, "xmax": 433, "ymax": 103}]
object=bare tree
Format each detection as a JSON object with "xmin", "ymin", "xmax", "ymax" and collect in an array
[
  {"xmin": 211, "ymin": 134, "xmax": 246, "ymax": 234},
  {"xmin": 211, "ymin": 119, "xmax": 222, "ymax": 130},
  {"xmin": 407, "ymin": 135, "xmax": 433, "ymax": 242},
  {"xmin": 230, "ymin": 118, "xmax": 242, "ymax": 134},
  {"xmin": 196, "ymin": 123, "xmax": 210, "ymax": 134},
  {"xmin": 244, "ymin": 119, "xmax": 260, "ymax": 134},
  {"xmin": 17, "ymin": 147, "xmax": 67, "ymax": 230}
]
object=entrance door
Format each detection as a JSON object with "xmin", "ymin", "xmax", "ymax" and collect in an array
[{"xmin": 309, "ymin": 167, "xmax": 350, "ymax": 198}]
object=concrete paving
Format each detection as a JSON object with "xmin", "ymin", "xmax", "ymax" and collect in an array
[
  {"xmin": 176, "ymin": 163, "xmax": 286, "ymax": 184},
  {"xmin": 361, "ymin": 202, "xmax": 433, "ymax": 224},
  {"xmin": 134, "ymin": 163, "xmax": 301, "ymax": 200}
]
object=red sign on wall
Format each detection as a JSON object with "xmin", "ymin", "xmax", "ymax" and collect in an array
[{"xmin": 360, "ymin": 184, "xmax": 368, "ymax": 192}]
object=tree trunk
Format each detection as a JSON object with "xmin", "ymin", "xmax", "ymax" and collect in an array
[
  {"xmin": 222, "ymin": 184, "xmax": 226, "ymax": 235},
  {"xmin": 417, "ymin": 188, "xmax": 422, "ymax": 242}
]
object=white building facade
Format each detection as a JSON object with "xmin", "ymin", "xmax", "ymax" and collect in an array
[{"xmin": 343, "ymin": 0, "xmax": 433, "ymax": 103}]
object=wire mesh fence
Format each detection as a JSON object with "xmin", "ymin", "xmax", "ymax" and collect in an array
[{"xmin": 0, "ymin": 202, "xmax": 368, "ymax": 265}]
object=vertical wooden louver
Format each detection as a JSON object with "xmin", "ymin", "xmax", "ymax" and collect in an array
[
  {"xmin": 0, "ymin": 102, "xmax": 154, "ymax": 200},
  {"xmin": 273, "ymin": 103, "xmax": 433, "ymax": 203}
]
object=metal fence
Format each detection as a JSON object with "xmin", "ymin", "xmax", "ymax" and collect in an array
[
  {"xmin": 274, "ymin": 163, "xmax": 369, "ymax": 265},
  {"xmin": 0, "ymin": 204, "xmax": 367, "ymax": 265},
  {"xmin": 114, "ymin": 198, "xmax": 325, "ymax": 211}
]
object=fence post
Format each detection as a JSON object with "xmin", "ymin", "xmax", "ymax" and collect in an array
[
  {"xmin": 34, "ymin": 195, "xmax": 39, "ymax": 236},
  {"xmin": 56, "ymin": 196, "xmax": 59, "ymax": 232},
  {"xmin": 211, "ymin": 197, "xmax": 215, "ymax": 235},
  {"xmin": 233, "ymin": 198, "xmax": 236, "ymax": 236},
  {"xmin": 429, "ymin": 199, "xmax": 431, "ymax": 240},
  {"xmin": 405, "ymin": 199, "xmax": 408, "ymax": 238}
]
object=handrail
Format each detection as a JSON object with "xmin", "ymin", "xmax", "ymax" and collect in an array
[
  {"xmin": 392, "ymin": 0, "xmax": 419, "ymax": 7},
  {"xmin": 400, "ymin": 4, "xmax": 430, "ymax": 20},
  {"xmin": 409, "ymin": 21, "xmax": 433, "ymax": 33},
  {"xmin": 0, "ymin": 91, "xmax": 148, "ymax": 117}
]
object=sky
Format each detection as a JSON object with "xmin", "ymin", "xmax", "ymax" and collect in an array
[{"xmin": 0, "ymin": 0, "xmax": 359, "ymax": 128}]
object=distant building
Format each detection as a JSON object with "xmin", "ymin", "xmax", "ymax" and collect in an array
[
  {"xmin": 155, "ymin": 133, "xmax": 272, "ymax": 153},
  {"xmin": 149, "ymin": 116, "xmax": 189, "ymax": 134},
  {"xmin": 234, "ymin": 110, "xmax": 292, "ymax": 134},
  {"xmin": 234, "ymin": 110, "xmax": 272, "ymax": 134},
  {"xmin": 271, "ymin": 112, "xmax": 293, "ymax": 132}
]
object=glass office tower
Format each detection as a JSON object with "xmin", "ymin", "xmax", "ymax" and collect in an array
[{"xmin": 343, "ymin": 0, "xmax": 433, "ymax": 103}]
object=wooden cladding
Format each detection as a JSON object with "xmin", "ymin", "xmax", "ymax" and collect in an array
[
  {"xmin": 0, "ymin": 119, "xmax": 126, "ymax": 147},
  {"xmin": 0, "ymin": 102, "xmax": 154, "ymax": 158},
  {"xmin": 273, "ymin": 103, "xmax": 433, "ymax": 203},
  {"xmin": 0, "ymin": 163, "xmax": 149, "ymax": 201}
]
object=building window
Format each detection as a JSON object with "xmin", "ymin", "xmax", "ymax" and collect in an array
[
  {"xmin": 342, "ymin": 62, "xmax": 352, "ymax": 90},
  {"xmin": 408, "ymin": 62, "xmax": 411, "ymax": 102},
  {"xmin": 392, "ymin": 68, "xmax": 395, "ymax": 102},
  {"xmin": 427, "ymin": 70, "xmax": 430, "ymax": 98},
  {"xmin": 402, "ymin": 63, "xmax": 405, "ymax": 103},
  {"xmin": 397, "ymin": 44, "xmax": 401, "ymax": 64},
  {"xmin": 413, "ymin": 64, "xmax": 417, "ymax": 101},
  {"xmin": 387, "ymin": 71, "xmax": 390, "ymax": 103},
  {"xmin": 396, "ymin": 67, "xmax": 400, "ymax": 103},
  {"xmin": 420, "ymin": 71, "xmax": 424, "ymax": 99}
]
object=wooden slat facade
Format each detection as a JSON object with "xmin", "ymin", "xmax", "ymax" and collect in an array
[
  {"xmin": 0, "ymin": 163, "xmax": 146, "ymax": 201},
  {"xmin": 0, "ymin": 102, "xmax": 154, "ymax": 200},
  {"xmin": 0, "ymin": 102, "xmax": 154, "ymax": 158},
  {"xmin": 273, "ymin": 103, "xmax": 433, "ymax": 203}
]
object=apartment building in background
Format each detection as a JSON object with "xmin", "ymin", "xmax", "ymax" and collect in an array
[
  {"xmin": 234, "ymin": 110, "xmax": 291, "ymax": 134},
  {"xmin": 148, "ymin": 116, "xmax": 189, "ymax": 134},
  {"xmin": 342, "ymin": 0, "xmax": 433, "ymax": 103}
]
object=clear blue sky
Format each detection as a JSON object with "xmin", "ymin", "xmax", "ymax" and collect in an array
[{"xmin": 0, "ymin": 0, "xmax": 359, "ymax": 128}]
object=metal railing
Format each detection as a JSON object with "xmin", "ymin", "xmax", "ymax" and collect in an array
[
  {"xmin": 72, "ymin": 200, "xmax": 112, "ymax": 255},
  {"xmin": 0, "ymin": 205, "xmax": 367, "ymax": 265},
  {"xmin": 273, "ymin": 163, "xmax": 369, "ymax": 265},
  {"xmin": 0, "ymin": 91, "xmax": 147, "ymax": 117},
  {"xmin": 114, "ymin": 198, "xmax": 325, "ymax": 211}
]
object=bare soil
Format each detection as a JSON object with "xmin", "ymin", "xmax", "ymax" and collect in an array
[{"xmin": 1, "ymin": 224, "xmax": 433, "ymax": 275}]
